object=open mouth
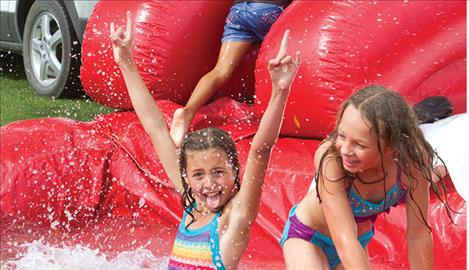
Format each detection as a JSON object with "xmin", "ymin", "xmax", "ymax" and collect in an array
[
  {"xmin": 343, "ymin": 157, "xmax": 359, "ymax": 168},
  {"xmin": 204, "ymin": 191, "xmax": 222, "ymax": 209}
]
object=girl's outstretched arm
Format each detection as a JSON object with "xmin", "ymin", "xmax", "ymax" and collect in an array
[
  {"xmin": 221, "ymin": 30, "xmax": 300, "ymax": 253},
  {"xmin": 110, "ymin": 11, "xmax": 183, "ymax": 193}
]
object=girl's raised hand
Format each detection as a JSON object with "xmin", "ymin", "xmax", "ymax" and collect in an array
[
  {"xmin": 268, "ymin": 30, "xmax": 301, "ymax": 91},
  {"xmin": 110, "ymin": 10, "xmax": 133, "ymax": 66}
]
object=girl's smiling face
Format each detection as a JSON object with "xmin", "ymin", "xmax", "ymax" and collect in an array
[
  {"xmin": 185, "ymin": 148, "xmax": 236, "ymax": 211},
  {"xmin": 335, "ymin": 105, "xmax": 392, "ymax": 174}
]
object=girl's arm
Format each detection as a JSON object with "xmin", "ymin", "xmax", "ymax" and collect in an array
[
  {"xmin": 231, "ymin": 30, "xmax": 299, "ymax": 224},
  {"xmin": 110, "ymin": 11, "xmax": 183, "ymax": 193},
  {"xmin": 315, "ymin": 144, "xmax": 372, "ymax": 270},
  {"xmin": 405, "ymin": 168, "xmax": 432, "ymax": 269},
  {"xmin": 220, "ymin": 30, "xmax": 300, "ymax": 262}
]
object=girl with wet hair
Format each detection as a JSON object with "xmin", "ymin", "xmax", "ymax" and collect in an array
[
  {"xmin": 178, "ymin": 127, "xmax": 242, "ymax": 226},
  {"xmin": 110, "ymin": 11, "xmax": 300, "ymax": 269},
  {"xmin": 281, "ymin": 86, "xmax": 455, "ymax": 270}
]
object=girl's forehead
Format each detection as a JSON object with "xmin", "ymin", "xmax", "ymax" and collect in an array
[
  {"xmin": 186, "ymin": 148, "xmax": 231, "ymax": 166},
  {"xmin": 340, "ymin": 106, "xmax": 375, "ymax": 138}
]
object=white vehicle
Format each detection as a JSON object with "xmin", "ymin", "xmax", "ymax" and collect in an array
[{"xmin": 0, "ymin": 0, "xmax": 97, "ymax": 97}]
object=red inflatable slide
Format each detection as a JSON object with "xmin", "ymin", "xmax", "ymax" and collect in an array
[
  {"xmin": 255, "ymin": 1, "xmax": 466, "ymax": 138},
  {"xmin": 1, "ymin": 1, "xmax": 466, "ymax": 269},
  {"xmin": 80, "ymin": 0, "xmax": 257, "ymax": 109}
]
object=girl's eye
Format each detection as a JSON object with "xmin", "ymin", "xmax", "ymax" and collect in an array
[
  {"xmin": 338, "ymin": 133, "xmax": 346, "ymax": 140},
  {"xmin": 192, "ymin": 172, "xmax": 204, "ymax": 179},
  {"xmin": 213, "ymin": 170, "xmax": 225, "ymax": 177},
  {"xmin": 356, "ymin": 143, "xmax": 366, "ymax": 149}
]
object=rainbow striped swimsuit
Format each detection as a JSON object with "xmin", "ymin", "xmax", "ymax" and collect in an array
[{"xmin": 168, "ymin": 210, "xmax": 225, "ymax": 270}]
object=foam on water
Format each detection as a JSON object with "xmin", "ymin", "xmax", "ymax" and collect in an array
[{"xmin": 2, "ymin": 240, "xmax": 169, "ymax": 270}]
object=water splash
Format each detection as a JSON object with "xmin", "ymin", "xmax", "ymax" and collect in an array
[{"xmin": 3, "ymin": 240, "xmax": 169, "ymax": 270}]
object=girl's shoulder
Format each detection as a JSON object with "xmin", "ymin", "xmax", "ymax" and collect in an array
[
  {"xmin": 391, "ymin": 155, "xmax": 432, "ymax": 194},
  {"xmin": 314, "ymin": 140, "xmax": 348, "ymax": 185},
  {"xmin": 398, "ymin": 164, "xmax": 426, "ymax": 191},
  {"xmin": 314, "ymin": 140, "xmax": 340, "ymax": 169},
  {"xmin": 314, "ymin": 140, "xmax": 330, "ymax": 160}
]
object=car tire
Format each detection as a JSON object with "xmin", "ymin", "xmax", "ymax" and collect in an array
[{"xmin": 22, "ymin": 0, "xmax": 82, "ymax": 98}]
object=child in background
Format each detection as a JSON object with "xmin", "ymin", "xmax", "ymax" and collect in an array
[
  {"xmin": 413, "ymin": 96, "xmax": 467, "ymax": 199},
  {"xmin": 170, "ymin": 0, "xmax": 292, "ymax": 147},
  {"xmin": 280, "ymin": 86, "xmax": 454, "ymax": 269},
  {"xmin": 110, "ymin": 11, "xmax": 300, "ymax": 269}
]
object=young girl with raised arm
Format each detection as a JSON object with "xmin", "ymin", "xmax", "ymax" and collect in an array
[
  {"xmin": 110, "ymin": 11, "xmax": 300, "ymax": 269},
  {"xmin": 280, "ymin": 86, "xmax": 454, "ymax": 269}
]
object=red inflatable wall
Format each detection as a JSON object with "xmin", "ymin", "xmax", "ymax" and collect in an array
[
  {"xmin": 0, "ymin": 118, "xmax": 113, "ymax": 227},
  {"xmin": 80, "ymin": 1, "xmax": 257, "ymax": 109},
  {"xmin": 254, "ymin": 1, "xmax": 466, "ymax": 139}
]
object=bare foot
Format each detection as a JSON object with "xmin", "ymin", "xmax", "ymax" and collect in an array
[{"xmin": 170, "ymin": 108, "xmax": 193, "ymax": 148}]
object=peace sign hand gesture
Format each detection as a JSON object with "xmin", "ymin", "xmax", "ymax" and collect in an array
[
  {"xmin": 268, "ymin": 30, "xmax": 301, "ymax": 91},
  {"xmin": 110, "ymin": 11, "xmax": 133, "ymax": 67}
]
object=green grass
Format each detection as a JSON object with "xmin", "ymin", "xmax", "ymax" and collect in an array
[{"xmin": 0, "ymin": 53, "xmax": 116, "ymax": 126}]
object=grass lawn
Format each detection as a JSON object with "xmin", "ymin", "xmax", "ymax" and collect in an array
[{"xmin": 0, "ymin": 53, "xmax": 116, "ymax": 126}]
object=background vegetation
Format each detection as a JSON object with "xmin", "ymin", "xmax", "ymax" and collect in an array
[{"xmin": 0, "ymin": 53, "xmax": 115, "ymax": 126}]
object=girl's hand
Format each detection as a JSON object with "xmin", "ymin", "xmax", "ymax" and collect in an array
[
  {"xmin": 110, "ymin": 11, "xmax": 133, "ymax": 66},
  {"xmin": 268, "ymin": 29, "xmax": 301, "ymax": 91}
]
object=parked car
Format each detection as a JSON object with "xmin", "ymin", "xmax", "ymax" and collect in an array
[{"xmin": 0, "ymin": 0, "xmax": 97, "ymax": 97}]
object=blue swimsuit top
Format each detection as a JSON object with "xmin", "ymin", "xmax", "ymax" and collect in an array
[{"xmin": 348, "ymin": 167, "xmax": 407, "ymax": 223}]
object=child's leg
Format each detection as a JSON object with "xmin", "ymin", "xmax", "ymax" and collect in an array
[
  {"xmin": 283, "ymin": 239, "xmax": 330, "ymax": 270},
  {"xmin": 280, "ymin": 205, "xmax": 331, "ymax": 269},
  {"xmin": 170, "ymin": 41, "xmax": 252, "ymax": 147}
]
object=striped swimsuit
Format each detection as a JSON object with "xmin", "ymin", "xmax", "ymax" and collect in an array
[{"xmin": 168, "ymin": 210, "xmax": 225, "ymax": 270}]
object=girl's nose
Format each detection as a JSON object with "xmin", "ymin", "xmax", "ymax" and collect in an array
[
  {"xmin": 341, "ymin": 142, "xmax": 353, "ymax": 156},
  {"xmin": 203, "ymin": 176, "xmax": 217, "ymax": 187},
  {"xmin": 202, "ymin": 183, "xmax": 218, "ymax": 194}
]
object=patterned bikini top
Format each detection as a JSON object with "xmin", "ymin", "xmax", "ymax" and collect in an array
[
  {"xmin": 168, "ymin": 209, "xmax": 225, "ymax": 270},
  {"xmin": 349, "ymin": 167, "xmax": 407, "ymax": 223}
]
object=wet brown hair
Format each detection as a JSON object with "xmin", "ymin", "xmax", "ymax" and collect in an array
[
  {"xmin": 179, "ymin": 127, "xmax": 241, "ymax": 227},
  {"xmin": 315, "ymin": 85, "xmax": 455, "ymax": 229}
]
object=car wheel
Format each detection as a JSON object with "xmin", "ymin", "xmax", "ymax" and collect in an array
[{"xmin": 22, "ymin": 0, "xmax": 82, "ymax": 97}]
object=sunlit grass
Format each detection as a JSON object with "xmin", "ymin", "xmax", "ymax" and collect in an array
[{"xmin": 0, "ymin": 53, "xmax": 116, "ymax": 126}]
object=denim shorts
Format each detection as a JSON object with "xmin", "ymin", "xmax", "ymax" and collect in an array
[{"xmin": 222, "ymin": 2, "xmax": 284, "ymax": 43}]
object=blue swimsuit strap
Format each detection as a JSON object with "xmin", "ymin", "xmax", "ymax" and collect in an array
[
  {"xmin": 350, "ymin": 165, "xmax": 404, "ymax": 202},
  {"xmin": 179, "ymin": 204, "xmax": 222, "ymax": 232}
]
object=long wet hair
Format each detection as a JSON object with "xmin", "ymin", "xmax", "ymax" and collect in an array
[
  {"xmin": 315, "ymin": 85, "xmax": 455, "ymax": 229},
  {"xmin": 179, "ymin": 127, "xmax": 241, "ymax": 227}
]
